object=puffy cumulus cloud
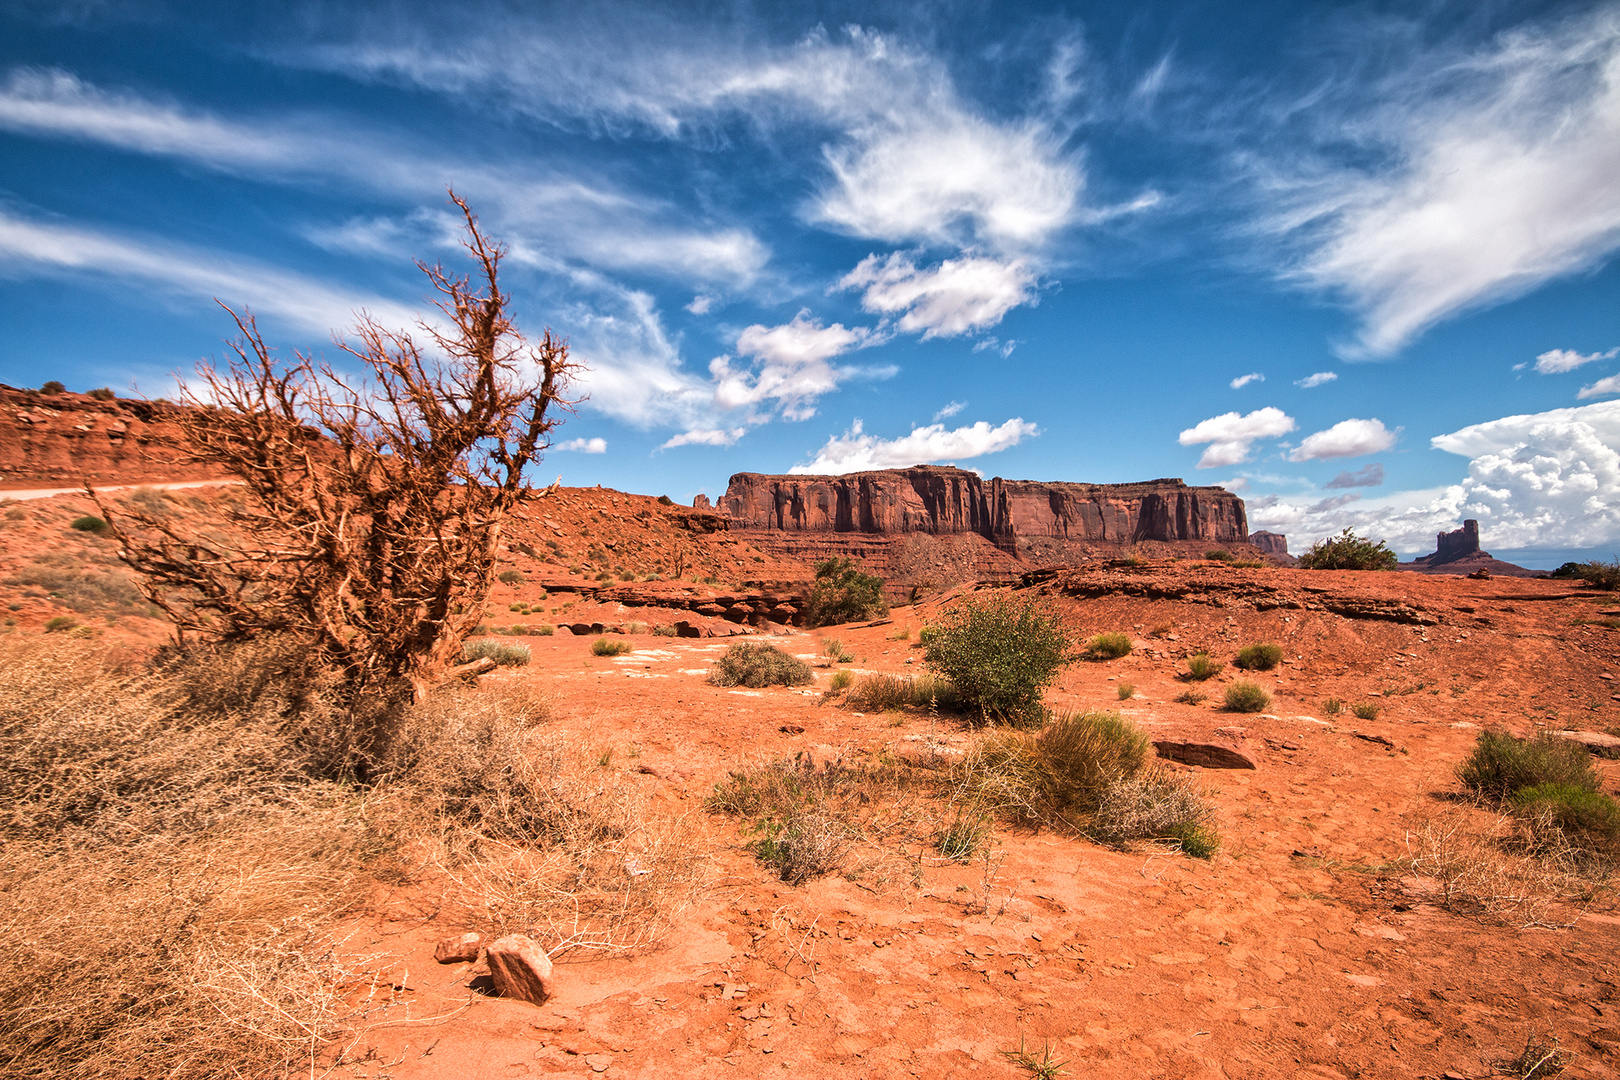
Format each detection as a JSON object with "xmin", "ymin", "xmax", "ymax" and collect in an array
[
  {"xmin": 1178, "ymin": 407, "xmax": 1297, "ymax": 469},
  {"xmin": 1324, "ymin": 462, "xmax": 1385, "ymax": 488},
  {"xmin": 1270, "ymin": 7, "xmax": 1620, "ymax": 355},
  {"xmin": 790, "ymin": 417, "xmax": 1038, "ymax": 475},
  {"xmin": 553, "ymin": 436, "xmax": 607, "ymax": 453},
  {"xmin": 709, "ymin": 311, "xmax": 888, "ymax": 422},
  {"xmin": 1230, "ymin": 372, "xmax": 1264, "ymax": 390},
  {"xmin": 1250, "ymin": 400, "xmax": 1620, "ymax": 550},
  {"xmin": 840, "ymin": 253, "xmax": 1036, "ymax": 338},
  {"xmin": 1535, "ymin": 346, "xmax": 1618, "ymax": 374},
  {"xmin": 1580, "ymin": 374, "xmax": 1620, "ymax": 399},
  {"xmin": 1296, "ymin": 371, "xmax": 1338, "ymax": 389},
  {"xmin": 660, "ymin": 427, "xmax": 745, "ymax": 449},
  {"xmin": 1288, "ymin": 418, "xmax": 1398, "ymax": 461}
]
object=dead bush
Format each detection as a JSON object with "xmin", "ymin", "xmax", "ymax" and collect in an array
[{"xmin": 846, "ymin": 673, "xmax": 963, "ymax": 712}]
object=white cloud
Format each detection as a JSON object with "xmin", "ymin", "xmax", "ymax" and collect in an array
[
  {"xmin": 709, "ymin": 311, "xmax": 883, "ymax": 421},
  {"xmin": 1269, "ymin": 7, "xmax": 1620, "ymax": 355},
  {"xmin": 790, "ymin": 417, "xmax": 1038, "ymax": 475},
  {"xmin": 1295, "ymin": 371, "xmax": 1338, "ymax": 389},
  {"xmin": 660, "ymin": 427, "xmax": 746, "ymax": 449},
  {"xmin": 0, "ymin": 207, "xmax": 423, "ymax": 337},
  {"xmin": 1536, "ymin": 346, "xmax": 1619, "ymax": 373},
  {"xmin": 1250, "ymin": 399, "xmax": 1620, "ymax": 550},
  {"xmin": 1178, "ymin": 407, "xmax": 1297, "ymax": 468},
  {"xmin": 553, "ymin": 437, "xmax": 607, "ymax": 453},
  {"xmin": 1288, "ymin": 418, "xmax": 1398, "ymax": 461},
  {"xmin": 0, "ymin": 67, "xmax": 769, "ymax": 288},
  {"xmin": 1229, "ymin": 372, "xmax": 1264, "ymax": 390},
  {"xmin": 840, "ymin": 252, "xmax": 1036, "ymax": 338},
  {"xmin": 933, "ymin": 400, "xmax": 966, "ymax": 422},
  {"xmin": 685, "ymin": 294, "xmax": 714, "ymax": 315},
  {"xmin": 1579, "ymin": 374, "xmax": 1620, "ymax": 399},
  {"xmin": 296, "ymin": 23, "xmax": 1089, "ymax": 252}
]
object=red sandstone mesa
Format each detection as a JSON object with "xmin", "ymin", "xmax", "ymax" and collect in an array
[{"xmin": 720, "ymin": 465, "xmax": 1249, "ymax": 548}]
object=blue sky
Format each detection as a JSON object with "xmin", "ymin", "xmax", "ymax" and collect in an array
[{"xmin": 2, "ymin": 0, "xmax": 1619, "ymax": 562}]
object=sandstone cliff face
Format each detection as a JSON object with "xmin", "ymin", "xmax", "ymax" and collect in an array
[
  {"xmin": 0, "ymin": 385, "xmax": 222, "ymax": 489},
  {"xmin": 720, "ymin": 466, "xmax": 1248, "ymax": 546}
]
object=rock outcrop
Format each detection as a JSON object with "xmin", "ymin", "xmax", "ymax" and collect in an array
[
  {"xmin": 0, "ymin": 385, "xmax": 224, "ymax": 490},
  {"xmin": 720, "ymin": 466, "xmax": 1247, "ymax": 548},
  {"xmin": 1248, "ymin": 531, "xmax": 1289, "ymax": 555},
  {"xmin": 1400, "ymin": 519, "xmax": 1537, "ymax": 578}
]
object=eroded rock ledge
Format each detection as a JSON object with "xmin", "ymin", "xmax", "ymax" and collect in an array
[{"xmin": 720, "ymin": 466, "xmax": 1248, "ymax": 548}]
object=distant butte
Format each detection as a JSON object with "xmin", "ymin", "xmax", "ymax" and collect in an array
[{"xmin": 1399, "ymin": 519, "xmax": 1538, "ymax": 578}]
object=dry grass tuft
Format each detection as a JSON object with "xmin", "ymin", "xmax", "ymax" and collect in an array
[{"xmin": 0, "ymin": 638, "xmax": 707, "ymax": 1078}]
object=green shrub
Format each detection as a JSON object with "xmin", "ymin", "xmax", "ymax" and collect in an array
[
  {"xmin": 1457, "ymin": 730, "xmax": 1599, "ymax": 801},
  {"xmin": 1352, "ymin": 701, "xmax": 1382, "ymax": 720},
  {"xmin": 591, "ymin": 637, "xmax": 632, "ymax": 657},
  {"xmin": 1323, "ymin": 696, "xmax": 1343, "ymax": 716},
  {"xmin": 87, "ymin": 387, "xmax": 115, "ymax": 401},
  {"xmin": 69, "ymin": 515, "xmax": 110, "ymax": 535},
  {"xmin": 657, "ymin": 494, "xmax": 675, "ymax": 506},
  {"xmin": 1174, "ymin": 689, "xmax": 1206, "ymax": 705},
  {"xmin": 461, "ymin": 638, "xmax": 531, "ymax": 666},
  {"xmin": 804, "ymin": 557, "xmax": 888, "ymax": 627},
  {"xmin": 917, "ymin": 624, "xmax": 939, "ymax": 646},
  {"xmin": 1551, "ymin": 559, "xmax": 1620, "ymax": 590},
  {"xmin": 651, "ymin": 624, "xmax": 676, "ymax": 637},
  {"xmin": 535, "ymin": 624, "xmax": 556, "ymax": 636},
  {"xmin": 936, "ymin": 812, "xmax": 991, "ymax": 862},
  {"xmin": 1297, "ymin": 528, "xmax": 1398, "ymax": 570},
  {"xmin": 497, "ymin": 570, "xmax": 526, "ymax": 585},
  {"xmin": 1223, "ymin": 680, "xmax": 1271, "ymax": 713},
  {"xmin": 1184, "ymin": 652, "xmax": 1223, "ymax": 680},
  {"xmin": 1204, "ymin": 549, "xmax": 1234, "ymax": 562},
  {"xmin": 1086, "ymin": 631, "xmax": 1132, "ymax": 659},
  {"xmin": 39, "ymin": 380, "xmax": 64, "ymax": 395},
  {"xmin": 821, "ymin": 637, "xmax": 854, "ymax": 663},
  {"xmin": 1116, "ymin": 682, "xmax": 1136, "ymax": 700},
  {"xmin": 924, "ymin": 594, "xmax": 1078, "ymax": 724},
  {"xmin": 846, "ymin": 673, "xmax": 962, "ymax": 712},
  {"xmin": 1029, "ymin": 711, "xmax": 1151, "ymax": 816},
  {"xmin": 828, "ymin": 670, "xmax": 853, "ymax": 692},
  {"xmin": 1511, "ymin": 783, "xmax": 1620, "ymax": 855},
  {"xmin": 43, "ymin": 616, "xmax": 78, "ymax": 633},
  {"xmin": 709, "ymin": 643, "xmax": 813, "ymax": 688},
  {"xmin": 1234, "ymin": 642, "xmax": 1283, "ymax": 671}
]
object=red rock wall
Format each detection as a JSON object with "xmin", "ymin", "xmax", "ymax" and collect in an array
[
  {"xmin": 721, "ymin": 466, "xmax": 1248, "ymax": 545},
  {"xmin": 0, "ymin": 385, "xmax": 222, "ymax": 489}
]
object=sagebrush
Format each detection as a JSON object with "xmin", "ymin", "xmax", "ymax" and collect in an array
[{"xmin": 924, "ymin": 593, "xmax": 1078, "ymax": 724}]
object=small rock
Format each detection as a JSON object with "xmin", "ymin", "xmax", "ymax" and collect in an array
[
  {"xmin": 433, "ymin": 931, "xmax": 484, "ymax": 964},
  {"xmin": 486, "ymin": 934, "xmax": 555, "ymax": 1005},
  {"xmin": 779, "ymin": 724, "xmax": 805, "ymax": 734},
  {"xmin": 1213, "ymin": 726, "xmax": 1249, "ymax": 738},
  {"xmin": 1554, "ymin": 730, "xmax": 1620, "ymax": 759},
  {"xmin": 1153, "ymin": 740, "xmax": 1257, "ymax": 770},
  {"xmin": 585, "ymin": 1053, "xmax": 614, "ymax": 1073},
  {"xmin": 1600, "ymin": 673, "xmax": 1615, "ymax": 680}
]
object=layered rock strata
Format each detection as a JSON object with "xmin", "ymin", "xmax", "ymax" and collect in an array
[{"xmin": 721, "ymin": 466, "xmax": 1248, "ymax": 547}]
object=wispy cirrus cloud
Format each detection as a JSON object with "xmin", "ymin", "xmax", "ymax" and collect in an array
[
  {"xmin": 294, "ymin": 21, "xmax": 1091, "ymax": 254},
  {"xmin": 1229, "ymin": 372, "xmax": 1263, "ymax": 389},
  {"xmin": 790, "ymin": 416, "xmax": 1038, "ymax": 475},
  {"xmin": 1295, "ymin": 371, "xmax": 1337, "ymax": 389},
  {"xmin": 0, "ymin": 205, "xmax": 422, "ymax": 337},
  {"xmin": 0, "ymin": 66, "xmax": 769, "ymax": 288},
  {"xmin": 1262, "ymin": 6, "xmax": 1620, "ymax": 356}
]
